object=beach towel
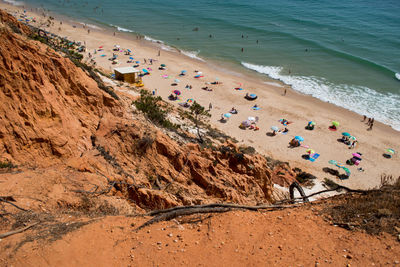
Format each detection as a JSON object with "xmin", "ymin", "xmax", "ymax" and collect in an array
[
  {"xmin": 235, "ymin": 87, "xmax": 243, "ymax": 91},
  {"xmin": 252, "ymin": 107, "xmax": 261, "ymax": 110},
  {"xmin": 309, "ymin": 153, "xmax": 320, "ymax": 162}
]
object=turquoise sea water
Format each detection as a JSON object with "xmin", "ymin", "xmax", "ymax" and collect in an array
[{"xmin": 7, "ymin": 0, "xmax": 400, "ymax": 130}]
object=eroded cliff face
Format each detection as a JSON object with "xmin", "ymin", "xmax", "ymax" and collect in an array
[
  {"xmin": 0, "ymin": 12, "xmax": 119, "ymax": 165},
  {"xmin": 0, "ymin": 9, "xmax": 296, "ymax": 210}
]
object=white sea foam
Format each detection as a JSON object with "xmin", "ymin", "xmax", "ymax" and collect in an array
[
  {"xmin": 109, "ymin": 24, "xmax": 134, "ymax": 33},
  {"xmin": 144, "ymin": 35, "xmax": 164, "ymax": 44},
  {"xmin": 180, "ymin": 50, "xmax": 204, "ymax": 61},
  {"xmin": 116, "ymin": 26, "xmax": 133, "ymax": 33},
  {"xmin": 242, "ymin": 62, "xmax": 400, "ymax": 131},
  {"xmin": 79, "ymin": 22, "xmax": 102, "ymax": 30},
  {"xmin": 3, "ymin": 0, "xmax": 23, "ymax": 6},
  {"xmin": 160, "ymin": 45, "xmax": 174, "ymax": 52}
]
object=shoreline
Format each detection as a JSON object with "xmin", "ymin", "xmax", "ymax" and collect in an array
[
  {"xmin": 6, "ymin": 1, "xmax": 400, "ymax": 132},
  {"xmin": 2, "ymin": 1, "xmax": 399, "ymax": 190}
]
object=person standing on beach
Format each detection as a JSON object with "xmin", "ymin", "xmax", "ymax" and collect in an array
[
  {"xmin": 241, "ymin": 48, "xmax": 244, "ymax": 52},
  {"xmin": 283, "ymin": 88, "xmax": 287, "ymax": 96},
  {"xmin": 362, "ymin": 115, "xmax": 366, "ymax": 122},
  {"xmin": 369, "ymin": 121, "xmax": 374, "ymax": 131},
  {"xmin": 367, "ymin": 118, "xmax": 371, "ymax": 125},
  {"xmin": 209, "ymin": 103, "xmax": 212, "ymax": 111},
  {"xmin": 87, "ymin": 29, "xmax": 90, "ymax": 34},
  {"xmin": 158, "ymin": 50, "xmax": 161, "ymax": 56}
]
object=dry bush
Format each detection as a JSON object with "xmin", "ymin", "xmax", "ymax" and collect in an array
[
  {"xmin": 135, "ymin": 136, "xmax": 154, "ymax": 154},
  {"xmin": 321, "ymin": 174, "xmax": 400, "ymax": 236}
]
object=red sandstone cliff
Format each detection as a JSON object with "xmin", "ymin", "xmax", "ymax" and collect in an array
[{"xmin": 0, "ymin": 9, "xmax": 296, "ymax": 211}]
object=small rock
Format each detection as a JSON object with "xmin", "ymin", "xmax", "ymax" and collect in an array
[
  {"xmin": 278, "ymin": 245, "xmax": 282, "ymax": 250},
  {"xmin": 277, "ymin": 216, "xmax": 283, "ymax": 220},
  {"xmin": 394, "ymin": 260, "xmax": 399, "ymax": 264},
  {"xmin": 157, "ymin": 242, "xmax": 162, "ymax": 245},
  {"xmin": 346, "ymin": 255, "xmax": 353, "ymax": 259},
  {"xmin": 147, "ymin": 230, "xmax": 150, "ymax": 233},
  {"xmin": 167, "ymin": 233, "xmax": 173, "ymax": 237},
  {"xmin": 173, "ymin": 239, "xmax": 178, "ymax": 243}
]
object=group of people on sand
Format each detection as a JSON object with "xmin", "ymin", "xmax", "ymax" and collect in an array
[
  {"xmin": 340, "ymin": 134, "xmax": 358, "ymax": 149},
  {"xmin": 362, "ymin": 115, "xmax": 374, "ymax": 130}
]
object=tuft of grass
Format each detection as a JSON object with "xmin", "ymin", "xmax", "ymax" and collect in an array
[
  {"xmin": 239, "ymin": 145, "xmax": 256, "ymax": 155},
  {"xmin": 0, "ymin": 161, "xmax": 17, "ymax": 169}
]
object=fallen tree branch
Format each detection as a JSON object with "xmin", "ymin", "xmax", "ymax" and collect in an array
[
  {"xmin": 0, "ymin": 222, "xmax": 39, "ymax": 239},
  {"xmin": 275, "ymin": 184, "xmax": 370, "ymax": 205},
  {"xmin": 0, "ymin": 197, "xmax": 28, "ymax": 211},
  {"xmin": 136, "ymin": 203, "xmax": 302, "ymax": 230}
]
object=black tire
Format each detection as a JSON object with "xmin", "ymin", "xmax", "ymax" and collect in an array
[{"xmin": 289, "ymin": 181, "xmax": 309, "ymax": 203}]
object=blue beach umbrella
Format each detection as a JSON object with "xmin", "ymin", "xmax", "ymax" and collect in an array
[
  {"xmin": 127, "ymin": 49, "xmax": 131, "ymax": 52},
  {"xmin": 142, "ymin": 68, "xmax": 148, "ymax": 73},
  {"xmin": 181, "ymin": 70, "xmax": 187, "ymax": 73},
  {"xmin": 271, "ymin": 126, "xmax": 279, "ymax": 131},
  {"xmin": 295, "ymin": 136, "xmax": 304, "ymax": 142},
  {"xmin": 342, "ymin": 132, "xmax": 351, "ymax": 137},
  {"xmin": 224, "ymin": 113, "xmax": 232, "ymax": 118},
  {"xmin": 136, "ymin": 61, "xmax": 140, "ymax": 64},
  {"xmin": 129, "ymin": 56, "xmax": 134, "ymax": 60}
]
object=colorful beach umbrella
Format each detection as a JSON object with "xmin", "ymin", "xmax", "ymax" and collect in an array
[
  {"xmin": 136, "ymin": 61, "xmax": 140, "ymax": 63},
  {"xmin": 142, "ymin": 68, "xmax": 148, "ymax": 73},
  {"xmin": 160, "ymin": 64, "xmax": 166, "ymax": 67},
  {"xmin": 352, "ymin": 153, "xmax": 362, "ymax": 158},
  {"xmin": 186, "ymin": 98, "xmax": 194, "ymax": 103},
  {"xmin": 306, "ymin": 149, "xmax": 315, "ymax": 154},
  {"xmin": 308, "ymin": 121, "xmax": 316, "ymax": 126},
  {"xmin": 173, "ymin": 90, "xmax": 181, "ymax": 95},
  {"xmin": 328, "ymin": 160, "xmax": 337, "ymax": 165},
  {"xmin": 342, "ymin": 167, "xmax": 351, "ymax": 176},
  {"xmin": 295, "ymin": 136, "xmax": 304, "ymax": 142},
  {"xmin": 129, "ymin": 56, "xmax": 134, "ymax": 60},
  {"xmin": 242, "ymin": 120, "xmax": 251, "ymax": 127},
  {"xmin": 181, "ymin": 70, "xmax": 187, "ymax": 73},
  {"xmin": 224, "ymin": 113, "xmax": 232, "ymax": 118},
  {"xmin": 332, "ymin": 121, "xmax": 340, "ymax": 127},
  {"xmin": 342, "ymin": 132, "xmax": 351, "ymax": 137},
  {"xmin": 386, "ymin": 148, "xmax": 395, "ymax": 154},
  {"xmin": 127, "ymin": 49, "xmax": 131, "ymax": 52},
  {"xmin": 271, "ymin": 126, "xmax": 279, "ymax": 132},
  {"xmin": 349, "ymin": 136, "xmax": 357, "ymax": 141}
]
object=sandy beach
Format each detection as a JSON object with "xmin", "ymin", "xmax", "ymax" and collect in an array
[{"xmin": 2, "ymin": 2, "xmax": 399, "ymax": 190}]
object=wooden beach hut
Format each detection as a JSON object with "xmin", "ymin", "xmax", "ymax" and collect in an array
[{"xmin": 114, "ymin": 67, "xmax": 140, "ymax": 83}]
